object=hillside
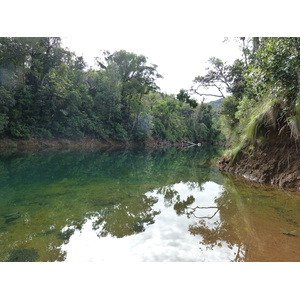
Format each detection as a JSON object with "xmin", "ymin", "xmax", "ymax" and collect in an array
[{"xmin": 207, "ymin": 98, "xmax": 223, "ymax": 112}]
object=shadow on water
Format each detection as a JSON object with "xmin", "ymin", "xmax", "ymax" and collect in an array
[{"xmin": 0, "ymin": 146, "xmax": 299, "ymax": 261}]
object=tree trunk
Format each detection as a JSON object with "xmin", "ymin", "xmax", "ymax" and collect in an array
[{"xmin": 252, "ymin": 37, "xmax": 260, "ymax": 54}]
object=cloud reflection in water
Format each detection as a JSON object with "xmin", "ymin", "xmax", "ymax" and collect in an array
[{"xmin": 61, "ymin": 181, "xmax": 243, "ymax": 262}]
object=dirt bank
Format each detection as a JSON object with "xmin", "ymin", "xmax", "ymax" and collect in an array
[{"xmin": 218, "ymin": 128, "xmax": 300, "ymax": 190}]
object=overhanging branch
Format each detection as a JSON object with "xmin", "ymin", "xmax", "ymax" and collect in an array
[
  {"xmin": 192, "ymin": 82, "xmax": 226, "ymax": 98},
  {"xmin": 193, "ymin": 90, "xmax": 224, "ymax": 98}
]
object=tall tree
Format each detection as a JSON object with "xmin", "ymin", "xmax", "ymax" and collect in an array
[
  {"xmin": 97, "ymin": 50, "xmax": 162, "ymax": 137},
  {"xmin": 191, "ymin": 57, "xmax": 245, "ymax": 100}
]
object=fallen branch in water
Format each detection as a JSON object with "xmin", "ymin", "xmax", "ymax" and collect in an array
[{"xmin": 181, "ymin": 140, "xmax": 201, "ymax": 147}]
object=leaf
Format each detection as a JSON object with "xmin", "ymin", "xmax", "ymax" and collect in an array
[{"xmin": 282, "ymin": 231, "xmax": 297, "ymax": 237}]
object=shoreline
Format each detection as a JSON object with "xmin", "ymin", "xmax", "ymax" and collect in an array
[{"xmin": 0, "ymin": 138, "xmax": 181, "ymax": 153}]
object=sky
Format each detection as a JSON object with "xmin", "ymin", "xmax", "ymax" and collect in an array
[
  {"xmin": 1, "ymin": 1, "xmax": 269, "ymax": 102},
  {"xmin": 62, "ymin": 36, "xmax": 242, "ymax": 100},
  {"xmin": 3, "ymin": 0, "xmax": 298, "ymax": 101}
]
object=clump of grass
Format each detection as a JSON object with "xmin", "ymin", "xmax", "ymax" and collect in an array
[
  {"xmin": 223, "ymin": 97, "xmax": 280, "ymax": 164},
  {"xmin": 220, "ymin": 94, "xmax": 294, "ymax": 165},
  {"xmin": 245, "ymin": 98, "xmax": 279, "ymax": 143},
  {"xmin": 230, "ymin": 144, "xmax": 244, "ymax": 163},
  {"xmin": 223, "ymin": 142, "xmax": 244, "ymax": 163},
  {"xmin": 286, "ymin": 95, "xmax": 300, "ymax": 141},
  {"xmin": 287, "ymin": 116, "xmax": 300, "ymax": 140}
]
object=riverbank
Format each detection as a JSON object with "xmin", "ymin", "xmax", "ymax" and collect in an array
[
  {"xmin": 0, "ymin": 138, "xmax": 121, "ymax": 152},
  {"xmin": 218, "ymin": 128, "xmax": 300, "ymax": 190},
  {"xmin": 0, "ymin": 138, "xmax": 182, "ymax": 152}
]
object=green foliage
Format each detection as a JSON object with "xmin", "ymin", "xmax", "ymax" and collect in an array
[
  {"xmin": 151, "ymin": 98, "xmax": 185, "ymax": 142},
  {"xmin": 198, "ymin": 38, "xmax": 300, "ymax": 157},
  {"xmin": 228, "ymin": 143, "xmax": 244, "ymax": 163},
  {"xmin": 0, "ymin": 37, "xmax": 220, "ymax": 144},
  {"xmin": 0, "ymin": 113, "xmax": 8, "ymax": 134},
  {"xmin": 244, "ymin": 98, "xmax": 278, "ymax": 143},
  {"xmin": 192, "ymin": 57, "xmax": 246, "ymax": 100},
  {"xmin": 219, "ymin": 96, "xmax": 240, "ymax": 140},
  {"xmin": 208, "ymin": 98, "xmax": 223, "ymax": 112},
  {"xmin": 286, "ymin": 96, "xmax": 300, "ymax": 141},
  {"xmin": 176, "ymin": 89, "xmax": 198, "ymax": 108}
]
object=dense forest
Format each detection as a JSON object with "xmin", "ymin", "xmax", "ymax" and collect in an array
[
  {"xmin": 2, "ymin": 36, "xmax": 300, "ymax": 179},
  {"xmin": 0, "ymin": 37, "xmax": 220, "ymax": 145}
]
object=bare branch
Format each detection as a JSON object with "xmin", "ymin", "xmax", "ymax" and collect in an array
[
  {"xmin": 192, "ymin": 80, "xmax": 226, "ymax": 98},
  {"xmin": 192, "ymin": 208, "xmax": 220, "ymax": 219},
  {"xmin": 193, "ymin": 90, "xmax": 224, "ymax": 98},
  {"xmin": 212, "ymin": 83, "xmax": 226, "ymax": 98},
  {"xmin": 193, "ymin": 206, "xmax": 219, "ymax": 209},
  {"xmin": 187, "ymin": 205, "xmax": 220, "ymax": 219}
]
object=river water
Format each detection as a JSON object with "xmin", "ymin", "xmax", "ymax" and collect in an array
[{"xmin": 0, "ymin": 146, "xmax": 299, "ymax": 262}]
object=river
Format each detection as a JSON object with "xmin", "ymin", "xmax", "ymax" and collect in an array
[{"xmin": 0, "ymin": 146, "xmax": 299, "ymax": 262}]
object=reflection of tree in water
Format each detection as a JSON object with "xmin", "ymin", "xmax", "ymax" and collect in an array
[
  {"xmin": 156, "ymin": 186, "xmax": 179, "ymax": 207},
  {"xmin": 174, "ymin": 195, "xmax": 196, "ymax": 216},
  {"xmin": 91, "ymin": 195, "xmax": 160, "ymax": 238},
  {"xmin": 189, "ymin": 217, "xmax": 246, "ymax": 261},
  {"xmin": 0, "ymin": 146, "xmax": 223, "ymax": 261},
  {"xmin": 155, "ymin": 164, "xmax": 214, "ymax": 211},
  {"xmin": 58, "ymin": 194, "xmax": 160, "ymax": 243},
  {"xmin": 153, "ymin": 176, "xmax": 248, "ymax": 261},
  {"xmin": 85, "ymin": 147, "xmax": 222, "ymax": 239},
  {"xmin": 60, "ymin": 147, "xmax": 221, "ymax": 241},
  {"xmin": 184, "ymin": 172, "xmax": 300, "ymax": 262},
  {"xmin": 186, "ymin": 187, "xmax": 248, "ymax": 262},
  {"xmin": 55, "ymin": 194, "xmax": 161, "ymax": 260}
]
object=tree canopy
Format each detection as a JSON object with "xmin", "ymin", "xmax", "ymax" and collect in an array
[{"xmin": 0, "ymin": 37, "xmax": 219, "ymax": 145}]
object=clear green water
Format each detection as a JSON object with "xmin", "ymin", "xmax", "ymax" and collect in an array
[{"xmin": 0, "ymin": 146, "xmax": 300, "ymax": 262}]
